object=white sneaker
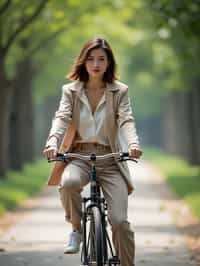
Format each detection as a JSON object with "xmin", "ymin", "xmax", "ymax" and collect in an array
[{"xmin": 64, "ymin": 231, "xmax": 82, "ymax": 254}]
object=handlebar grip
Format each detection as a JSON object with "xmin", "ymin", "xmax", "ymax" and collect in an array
[
  {"xmin": 119, "ymin": 152, "xmax": 138, "ymax": 163},
  {"xmin": 48, "ymin": 158, "xmax": 56, "ymax": 162},
  {"xmin": 121, "ymin": 152, "xmax": 129, "ymax": 157},
  {"xmin": 48, "ymin": 152, "xmax": 66, "ymax": 163},
  {"xmin": 57, "ymin": 152, "xmax": 65, "ymax": 156}
]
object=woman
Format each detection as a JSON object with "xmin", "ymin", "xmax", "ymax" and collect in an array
[{"xmin": 43, "ymin": 37, "xmax": 142, "ymax": 266}]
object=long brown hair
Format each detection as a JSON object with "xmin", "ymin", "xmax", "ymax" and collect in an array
[{"xmin": 67, "ymin": 37, "xmax": 118, "ymax": 83}]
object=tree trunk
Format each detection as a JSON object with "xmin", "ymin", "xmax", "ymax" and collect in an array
[
  {"xmin": 190, "ymin": 82, "xmax": 200, "ymax": 165},
  {"xmin": 138, "ymin": 115, "xmax": 162, "ymax": 147},
  {"xmin": 162, "ymin": 93, "xmax": 178, "ymax": 155},
  {"xmin": 9, "ymin": 58, "xmax": 35, "ymax": 169},
  {"xmin": 0, "ymin": 58, "xmax": 12, "ymax": 177},
  {"xmin": 162, "ymin": 91, "xmax": 192, "ymax": 160},
  {"xmin": 34, "ymin": 94, "xmax": 59, "ymax": 156},
  {"xmin": 162, "ymin": 88, "xmax": 200, "ymax": 165}
]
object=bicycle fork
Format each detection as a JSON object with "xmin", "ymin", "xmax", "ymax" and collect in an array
[{"xmin": 81, "ymin": 197, "xmax": 120, "ymax": 266}]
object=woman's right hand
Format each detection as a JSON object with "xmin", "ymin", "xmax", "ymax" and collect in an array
[
  {"xmin": 43, "ymin": 136, "xmax": 58, "ymax": 159},
  {"xmin": 43, "ymin": 146, "xmax": 58, "ymax": 160}
]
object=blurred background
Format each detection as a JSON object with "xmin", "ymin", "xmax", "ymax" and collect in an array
[
  {"xmin": 1, "ymin": 2, "xmax": 200, "ymax": 261},
  {"xmin": 0, "ymin": 0, "xmax": 199, "ymax": 177}
]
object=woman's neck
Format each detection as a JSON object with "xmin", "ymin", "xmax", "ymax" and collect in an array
[{"xmin": 85, "ymin": 78, "xmax": 105, "ymax": 91}]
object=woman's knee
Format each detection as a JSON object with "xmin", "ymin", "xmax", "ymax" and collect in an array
[
  {"xmin": 60, "ymin": 169, "xmax": 82, "ymax": 190},
  {"xmin": 60, "ymin": 176, "xmax": 82, "ymax": 190},
  {"xmin": 109, "ymin": 212, "xmax": 127, "ymax": 227},
  {"xmin": 60, "ymin": 163, "xmax": 88, "ymax": 190}
]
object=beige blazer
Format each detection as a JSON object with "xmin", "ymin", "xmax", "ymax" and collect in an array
[{"xmin": 47, "ymin": 80, "xmax": 139, "ymax": 194}]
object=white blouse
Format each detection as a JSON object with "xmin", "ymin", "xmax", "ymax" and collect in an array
[{"xmin": 77, "ymin": 88, "xmax": 109, "ymax": 146}]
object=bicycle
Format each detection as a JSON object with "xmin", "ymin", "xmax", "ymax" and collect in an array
[{"xmin": 48, "ymin": 151, "xmax": 137, "ymax": 266}]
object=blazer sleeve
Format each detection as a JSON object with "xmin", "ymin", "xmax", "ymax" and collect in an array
[
  {"xmin": 117, "ymin": 87, "xmax": 140, "ymax": 146},
  {"xmin": 46, "ymin": 85, "xmax": 73, "ymax": 145}
]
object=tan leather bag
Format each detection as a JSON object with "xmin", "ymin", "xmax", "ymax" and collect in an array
[{"xmin": 47, "ymin": 124, "xmax": 76, "ymax": 185}]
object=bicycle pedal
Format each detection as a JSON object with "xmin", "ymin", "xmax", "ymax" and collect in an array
[{"xmin": 108, "ymin": 256, "xmax": 120, "ymax": 265}]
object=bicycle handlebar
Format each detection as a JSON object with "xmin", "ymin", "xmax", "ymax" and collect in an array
[{"xmin": 48, "ymin": 152, "xmax": 138, "ymax": 163}]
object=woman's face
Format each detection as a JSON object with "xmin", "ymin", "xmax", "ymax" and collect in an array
[{"xmin": 85, "ymin": 48, "xmax": 109, "ymax": 80}]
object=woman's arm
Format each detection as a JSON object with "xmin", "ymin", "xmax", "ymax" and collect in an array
[{"xmin": 117, "ymin": 87, "xmax": 142, "ymax": 158}]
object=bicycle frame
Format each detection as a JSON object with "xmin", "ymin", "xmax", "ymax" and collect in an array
[
  {"xmin": 48, "ymin": 152, "xmax": 137, "ymax": 266},
  {"xmin": 81, "ymin": 156, "xmax": 115, "ymax": 265}
]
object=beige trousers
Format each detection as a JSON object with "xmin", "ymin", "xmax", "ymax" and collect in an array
[{"xmin": 58, "ymin": 149, "xmax": 135, "ymax": 266}]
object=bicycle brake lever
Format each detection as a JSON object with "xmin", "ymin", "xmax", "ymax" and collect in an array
[
  {"xmin": 129, "ymin": 158, "xmax": 138, "ymax": 163},
  {"xmin": 118, "ymin": 157, "xmax": 138, "ymax": 163},
  {"xmin": 48, "ymin": 154, "xmax": 68, "ymax": 163},
  {"xmin": 48, "ymin": 158, "xmax": 56, "ymax": 163},
  {"xmin": 48, "ymin": 158, "xmax": 62, "ymax": 163}
]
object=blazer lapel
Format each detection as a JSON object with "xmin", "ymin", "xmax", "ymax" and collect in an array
[
  {"xmin": 71, "ymin": 91, "xmax": 81, "ymax": 130},
  {"xmin": 105, "ymin": 84, "xmax": 118, "ymax": 150},
  {"xmin": 69, "ymin": 81, "xmax": 84, "ymax": 130}
]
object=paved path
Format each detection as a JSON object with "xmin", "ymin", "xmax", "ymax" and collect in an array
[{"xmin": 0, "ymin": 161, "xmax": 197, "ymax": 266}]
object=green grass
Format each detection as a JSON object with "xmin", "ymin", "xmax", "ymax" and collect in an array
[
  {"xmin": 0, "ymin": 159, "xmax": 50, "ymax": 215},
  {"xmin": 143, "ymin": 147, "xmax": 200, "ymax": 219}
]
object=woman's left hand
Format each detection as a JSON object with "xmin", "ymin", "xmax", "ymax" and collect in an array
[{"xmin": 128, "ymin": 144, "xmax": 142, "ymax": 159}]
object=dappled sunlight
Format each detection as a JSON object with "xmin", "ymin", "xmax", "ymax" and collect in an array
[{"xmin": 0, "ymin": 1, "xmax": 199, "ymax": 265}]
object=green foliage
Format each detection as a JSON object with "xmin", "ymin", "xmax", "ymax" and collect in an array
[
  {"xmin": 150, "ymin": 0, "xmax": 200, "ymax": 39},
  {"xmin": 32, "ymin": 1, "xmax": 136, "ymax": 102},
  {"xmin": 148, "ymin": 0, "xmax": 200, "ymax": 85},
  {"xmin": 122, "ymin": 38, "xmax": 175, "ymax": 118},
  {"xmin": 3, "ymin": 0, "xmax": 200, "ymax": 119},
  {"xmin": 119, "ymin": 0, "xmax": 200, "ymax": 119},
  {"xmin": 0, "ymin": 159, "xmax": 50, "ymax": 215},
  {"xmin": 144, "ymin": 147, "xmax": 200, "ymax": 218}
]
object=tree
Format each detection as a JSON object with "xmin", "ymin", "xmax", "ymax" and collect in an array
[
  {"xmin": 0, "ymin": 0, "xmax": 127, "ymax": 175},
  {"xmin": 149, "ymin": 0, "xmax": 200, "ymax": 164},
  {"xmin": 0, "ymin": 0, "xmax": 49, "ymax": 176}
]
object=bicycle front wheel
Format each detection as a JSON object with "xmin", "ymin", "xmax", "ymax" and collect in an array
[{"xmin": 88, "ymin": 206, "xmax": 103, "ymax": 266}]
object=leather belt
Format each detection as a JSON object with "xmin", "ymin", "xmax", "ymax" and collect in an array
[{"xmin": 72, "ymin": 142, "xmax": 111, "ymax": 152}]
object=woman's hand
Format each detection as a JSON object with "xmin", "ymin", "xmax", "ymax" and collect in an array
[
  {"xmin": 43, "ymin": 136, "xmax": 58, "ymax": 159},
  {"xmin": 128, "ymin": 143, "xmax": 142, "ymax": 159},
  {"xmin": 43, "ymin": 146, "xmax": 58, "ymax": 160}
]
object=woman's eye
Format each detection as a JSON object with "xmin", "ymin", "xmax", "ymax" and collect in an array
[{"xmin": 87, "ymin": 57, "xmax": 93, "ymax": 61}]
